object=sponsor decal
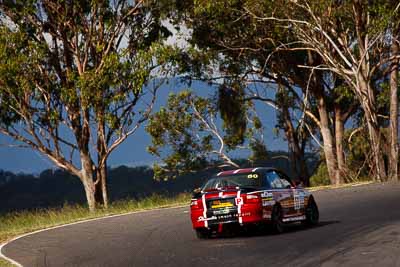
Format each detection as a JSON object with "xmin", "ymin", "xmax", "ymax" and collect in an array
[
  {"xmin": 211, "ymin": 200, "xmax": 234, "ymax": 209},
  {"xmin": 198, "ymin": 216, "xmax": 217, "ymax": 222},
  {"xmin": 235, "ymin": 197, "xmax": 244, "ymax": 205},
  {"xmin": 262, "ymin": 213, "xmax": 271, "ymax": 219},
  {"xmin": 294, "ymin": 190, "xmax": 305, "ymax": 210},
  {"xmin": 205, "ymin": 212, "xmax": 251, "ymax": 221},
  {"xmin": 216, "ymin": 214, "xmax": 237, "ymax": 220},
  {"xmin": 213, "ymin": 208, "xmax": 231, "ymax": 215},
  {"xmin": 261, "ymin": 191, "xmax": 274, "ymax": 206},
  {"xmin": 262, "ymin": 200, "xmax": 276, "ymax": 206},
  {"xmin": 261, "ymin": 191, "xmax": 273, "ymax": 198},
  {"xmin": 282, "ymin": 215, "xmax": 306, "ymax": 222}
]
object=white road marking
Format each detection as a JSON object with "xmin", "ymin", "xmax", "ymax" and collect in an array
[{"xmin": 0, "ymin": 204, "xmax": 188, "ymax": 267}]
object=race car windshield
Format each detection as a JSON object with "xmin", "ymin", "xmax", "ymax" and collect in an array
[{"xmin": 202, "ymin": 173, "xmax": 261, "ymax": 190}]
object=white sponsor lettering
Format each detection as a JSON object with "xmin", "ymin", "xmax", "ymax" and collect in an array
[
  {"xmin": 282, "ymin": 215, "xmax": 306, "ymax": 222},
  {"xmin": 262, "ymin": 200, "xmax": 275, "ymax": 206},
  {"xmin": 198, "ymin": 216, "xmax": 217, "ymax": 222},
  {"xmin": 294, "ymin": 190, "xmax": 305, "ymax": 210},
  {"xmin": 261, "ymin": 191, "xmax": 273, "ymax": 198}
]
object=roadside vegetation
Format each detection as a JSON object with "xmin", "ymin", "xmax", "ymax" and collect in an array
[
  {"xmin": 0, "ymin": 259, "xmax": 14, "ymax": 267},
  {"xmin": 0, "ymin": 193, "xmax": 190, "ymax": 245}
]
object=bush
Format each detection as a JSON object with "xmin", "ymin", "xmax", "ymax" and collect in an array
[{"xmin": 309, "ymin": 163, "xmax": 331, "ymax": 187}]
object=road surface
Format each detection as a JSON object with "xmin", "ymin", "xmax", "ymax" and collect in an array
[{"xmin": 2, "ymin": 182, "xmax": 400, "ymax": 267}]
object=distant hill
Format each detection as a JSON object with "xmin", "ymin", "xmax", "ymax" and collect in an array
[{"xmin": 0, "ymin": 151, "xmax": 318, "ymax": 214}]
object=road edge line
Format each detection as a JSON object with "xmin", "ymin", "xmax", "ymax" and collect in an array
[{"xmin": 0, "ymin": 204, "xmax": 188, "ymax": 267}]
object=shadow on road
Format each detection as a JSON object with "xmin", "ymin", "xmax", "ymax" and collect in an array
[{"xmin": 207, "ymin": 220, "xmax": 341, "ymax": 239}]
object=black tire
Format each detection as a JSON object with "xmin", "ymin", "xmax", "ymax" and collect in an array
[
  {"xmin": 271, "ymin": 205, "xmax": 285, "ymax": 234},
  {"xmin": 303, "ymin": 197, "xmax": 319, "ymax": 226},
  {"xmin": 195, "ymin": 228, "xmax": 211, "ymax": 239}
]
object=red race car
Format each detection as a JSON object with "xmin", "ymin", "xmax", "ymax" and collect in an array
[{"xmin": 190, "ymin": 167, "xmax": 319, "ymax": 238}]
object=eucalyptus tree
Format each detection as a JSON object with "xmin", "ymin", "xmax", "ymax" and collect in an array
[
  {"xmin": 163, "ymin": 0, "xmax": 352, "ymax": 185},
  {"xmin": 0, "ymin": 0, "xmax": 177, "ymax": 211},
  {"xmin": 146, "ymin": 90, "xmax": 266, "ymax": 180},
  {"xmin": 242, "ymin": 0, "xmax": 400, "ymax": 181}
]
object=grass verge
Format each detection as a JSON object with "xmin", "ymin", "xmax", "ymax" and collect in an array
[
  {"xmin": 0, "ymin": 259, "xmax": 14, "ymax": 267},
  {"xmin": 308, "ymin": 181, "xmax": 374, "ymax": 191},
  {"xmin": 0, "ymin": 193, "xmax": 191, "ymax": 245}
]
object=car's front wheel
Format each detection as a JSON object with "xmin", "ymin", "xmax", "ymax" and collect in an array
[{"xmin": 303, "ymin": 197, "xmax": 319, "ymax": 226}]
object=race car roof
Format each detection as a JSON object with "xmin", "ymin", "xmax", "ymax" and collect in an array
[{"xmin": 216, "ymin": 167, "xmax": 278, "ymax": 177}]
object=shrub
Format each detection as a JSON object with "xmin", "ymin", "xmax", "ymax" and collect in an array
[{"xmin": 309, "ymin": 163, "xmax": 331, "ymax": 186}]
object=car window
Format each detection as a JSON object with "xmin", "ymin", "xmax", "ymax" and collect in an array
[
  {"xmin": 265, "ymin": 171, "xmax": 284, "ymax": 189},
  {"xmin": 202, "ymin": 173, "xmax": 261, "ymax": 190},
  {"xmin": 279, "ymin": 177, "xmax": 292, "ymax": 188},
  {"xmin": 277, "ymin": 171, "xmax": 293, "ymax": 188}
]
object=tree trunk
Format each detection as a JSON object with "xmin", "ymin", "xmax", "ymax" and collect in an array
[
  {"xmin": 316, "ymin": 94, "xmax": 340, "ymax": 185},
  {"xmin": 334, "ymin": 106, "xmax": 346, "ymax": 184},
  {"xmin": 389, "ymin": 38, "xmax": 399, "ymax": 181},
  {"xmin": 284, "ymin": 116, "xmax": 310, "ymax": 186},
  {"xmin": 366, "ymin": 119, "xmax": 386, "ymax": 181},
  {"xmin": 95, "ymin": 164, "xmax": 109, "ymax": 208},
  {"xmin": 357, "ymin": 76, "xmax": 387, "ymax": 181},
  {"xmin": 80, "ymin": 154, "xmax": 96, "ymax": 212},
  {"xmin": 305, "ymin": 51, "xmax": 339, "ymax": 185},
  {"xmin": 82, "ymin": 175, "xmax": 96, "ymax": 212}
]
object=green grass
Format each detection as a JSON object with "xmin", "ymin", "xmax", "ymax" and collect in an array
[
  {"xmin": 0, "ymin": 258, "xmax": 14, "ymax": 267},
  {"xmin": 0, "ymin": 193, "xmax": 191, "ymax": 246}
]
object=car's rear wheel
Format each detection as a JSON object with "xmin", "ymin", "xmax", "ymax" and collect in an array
[
  {"xmin": 195, "ymin": 228, "xmax": 211, "ymax": 239},
  {"xmin": 303, "ymin": 197, "xmax": 319, "ymax": 226},
  {"xmin": 271, "ymin": 205, "xmax": 285, "ymax": 234}
]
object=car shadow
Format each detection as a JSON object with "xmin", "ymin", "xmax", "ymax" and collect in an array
[{"xmin": 211, "ymin": 220, "xmax": 341, "ymax": 239}]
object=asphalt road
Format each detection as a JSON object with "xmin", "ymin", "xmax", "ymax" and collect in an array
[{"xmin": 2, "ymin": 182, "xmax": 400, "ymax": 267}]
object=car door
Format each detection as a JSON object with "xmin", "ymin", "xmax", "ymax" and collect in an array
[
  {"xmin": 264, "ymin": 170, "xmax": 293, "ymax": 217},
  {"xmin": 276, "ymin": 171, "xmax": 305, "ymax": 216}
]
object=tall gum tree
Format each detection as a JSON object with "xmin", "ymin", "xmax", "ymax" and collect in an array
[
  {"xmin": 0, "ymin": 0, "xmax": 177, "ymax": 211},
  {"xmin": 162, "ymin": 0, "xmax": 317, "ymax": 184},
  {"xmin": 243, "ymin": 0, "xmax": 400, "ymax": 181}
]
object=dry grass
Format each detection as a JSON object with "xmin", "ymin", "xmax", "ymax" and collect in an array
[{"xmin": 0, "ymin": 193, "xmax": 191, "ymax": 245}]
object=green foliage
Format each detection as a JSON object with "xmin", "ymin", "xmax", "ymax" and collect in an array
[
  {"xmin": 146, "ymin": 90, "xmax": 265, "ymax": 180},
  {"xmin": 309, "ymin": 163, "xmax": 331, "ymax": 187},
  {"xmin": 0, "ymin": 1, "xmax": 179, "ymax": 205},
  {"xmin": 249, "ymin": 139, "xmax": 269, "ymax": 163},
  {"xmin": 146, "ymin": 91, "xmax": 217, "ymax": 179},
  {"xmin": 218, "ymin": 81, "xmax": 247, "ymax": 147}
]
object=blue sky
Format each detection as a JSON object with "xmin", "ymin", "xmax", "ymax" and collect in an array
[{"xmin": 0, "ymin": 79, "xmax": 286, "ymax": 174}]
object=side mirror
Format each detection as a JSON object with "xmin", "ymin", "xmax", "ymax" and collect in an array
[
  {"xmin": 295, "ymin": 181, "xmax": 303, "ymax": 188},
  {"xmin": 193, "ymin": 187, "xmax": 201, "ymax": 194}
]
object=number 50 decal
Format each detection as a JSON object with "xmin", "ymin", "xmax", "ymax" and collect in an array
[{"xmin": 247, "ymin": 174, "xmax": 259, "ymax": 179}]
